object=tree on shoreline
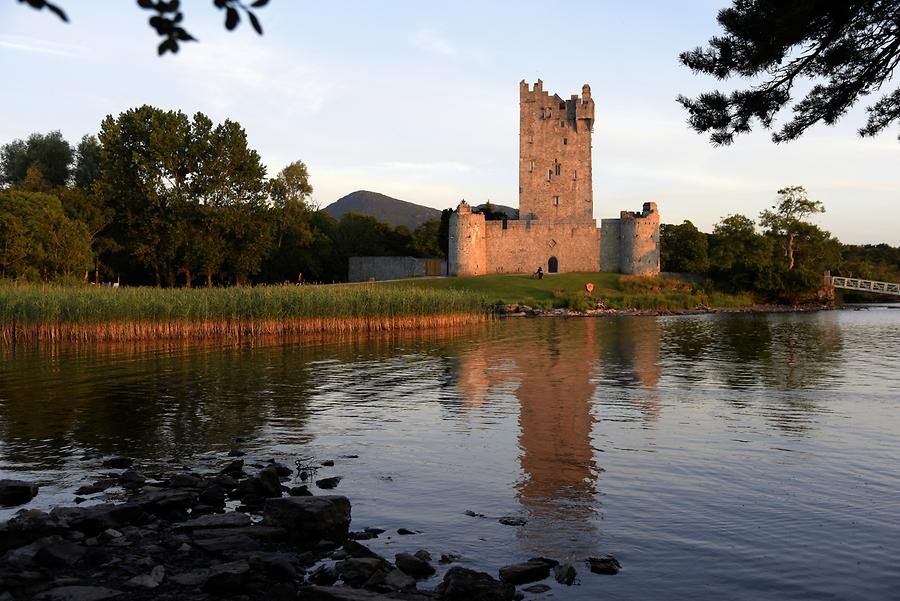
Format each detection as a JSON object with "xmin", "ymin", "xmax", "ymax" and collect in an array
[
  {"xmin": 660, "ymin": 220, "xmax": 709, "ymax": 273},
  {"xmin": 759, "ymin": 186, "xmax": 826, "ymax": 271},
  {"xmin": 679, "ymin": 1, "xmax": 900, "ymax": 145}
]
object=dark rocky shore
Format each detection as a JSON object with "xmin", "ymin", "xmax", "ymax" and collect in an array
[
  {"xmin": 0, "ymin": 453, "xmax": 619, "ymax": 600},
  {"xmin": 493, "ymin": 302, "xmax": 834, "ymax": 318}
]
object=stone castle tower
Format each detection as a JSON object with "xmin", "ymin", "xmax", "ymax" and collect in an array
[
  {"xmin": 449, "ymin": 80, "xmax": 659, "ymax": 277},
  {"xmin": 601, "ymin": 202, "xmax": 661, "ymax": 275},
  {"xmin": 519, "ymin": 79, "xmax": 595, "ymax": 223}
]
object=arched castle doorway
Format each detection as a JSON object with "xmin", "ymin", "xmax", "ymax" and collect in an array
[{"xmin": 548, "ymin": 256, "xmax": 558, "ymax": 273}]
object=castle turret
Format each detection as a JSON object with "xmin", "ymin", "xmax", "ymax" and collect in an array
[
  {"xmin": 448, "ymin": 200, "xmax": 486, "ymax": 276},
  {"xmin": 601, "ymin": 202, "xmax": 660, "ymax": 275}
]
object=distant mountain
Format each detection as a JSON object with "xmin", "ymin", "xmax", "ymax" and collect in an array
[
  {"xmin": 323, "ymin": 191, "xmax": 441, "ymax": 230},
  {"xmin": 322, "ymin": 191, "xmax": 520, "ymax": 229},
  {"xmin": 475, "ymin": 203, "xmax": 519, "ymax": 219}
]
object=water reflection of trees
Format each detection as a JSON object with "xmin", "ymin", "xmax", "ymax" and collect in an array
[
  {"xmin": 659, "ymin": 313, "xmax": 844, "ymax": 433},
  {"xmin": 0, "ymin": 341, "xmax": 317, "ymax": 468},
  {"xmin": 594, "ymin": 318, "xmax": 662, "ymax": 423},
  {"xmin": 0, "ymin": 331, "xmax": 475, "ymax": 469}
]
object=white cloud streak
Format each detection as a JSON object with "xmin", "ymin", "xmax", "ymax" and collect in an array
[
  {"xmin": 0, "ymin": 36, "xmax": 88, "ymax": 58},
  {"xmin": 409, "ymin": 28, "xmax": 457, "ymax": 57}
]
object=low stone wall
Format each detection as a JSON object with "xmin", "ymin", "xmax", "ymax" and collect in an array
[{"xmin": 348, "ymin": 257, "xmax": 447, "ymax": 282}]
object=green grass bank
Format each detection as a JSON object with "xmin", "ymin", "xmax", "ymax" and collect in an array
[
  {"xmin": 380, "ymin": 272, "xmax": 755, "ymax": 311},
  {"xmin": 0, "ymin": 283, "xmax": 488, "ymax": 343},
  {"xmin": 0, "ymin": 273, "xmax": 756, "ymax": 343}
]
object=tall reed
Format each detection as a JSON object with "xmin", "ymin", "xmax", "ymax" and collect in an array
[{"xmin": 0, "ymin": 283, "xmax": 489, "ymax": 343}]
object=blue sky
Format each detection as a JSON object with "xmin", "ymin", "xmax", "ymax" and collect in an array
[{"xmin": 2, "ymin": 1, "xmax": 898, "ymax": 244}]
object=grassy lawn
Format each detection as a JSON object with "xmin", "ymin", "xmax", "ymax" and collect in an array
[
  {"xmin": 379, "ymin": 272, "xmax": 618, "ymax": 306},
  {"xmin": 380, "ymin": 272, "xmax": 756, "ymax": 311}
]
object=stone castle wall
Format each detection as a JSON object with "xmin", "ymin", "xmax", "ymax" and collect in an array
[
  {"xmin": 600, "ymin": 202, "xmax": 660, "ymax": 275},
  {"xmin": 600, "ymin": 219, "xmax": 621, "ymax": 273},
  {"xmin": 483, "ymin": 220, "xmax": 600, "ymax": 274},
  {"xmin": 348, "ymin": 256, "xmax": 447, "ymax": 282}
]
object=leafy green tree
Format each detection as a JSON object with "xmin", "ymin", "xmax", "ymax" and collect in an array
[
  {"xmin": 265, "ymin": 161, "xmax": 317, "ymax": 283},
  {"xmin": 437, "ymin": 208, "xmax": 453, "ymax": 258},
  {"xmin": 97, "ymin": 106, "xmax": 271, "ymax": 286},
  {"xmin": 57, "ymin": 186, "xmax": 116, "ymax": 284},
  {"xmin": 0, "ymin": 190, "xmax": 92, "ymax": 280},
  {"xmin": 759, "ymin": 186, "xmax": 825, "ymax": 270},
  {"xmin": 841, "ymin": 243, "xmax": 900, "ymax": 282},
  {"xmin": 660, "ymin": 220, "xmax": 709, "ymax": 273},
  {"xmin": 778, "ymin": 221, "xmax": 842, "ymax": 292},
  {"xmin": 412, "ymin": 219, "xmax": 443, "ymax": 258},
  {"xmin": 97, "ymin": 105, "xmax": 193, "ymax": 286},
  {"xmin": 680, "ymin": 1, "xmax": 900, "ymax": 145},
  {"xmin": 300, "ymin": 211, "xmax": 341, "ymax": 283},
  {"xmin": 709, "ymin": 214, "xmax": 776, "ymax": 292},
  {"xmin": 73, "ymin": 135, "xmax": 101, "ymax": 191},
  {"xmin": 20, "ymin": 164, "xmax": 52, "ymax": 193},
  {"xmin": 0, "ymin": 131, "xmax": 73, "ymax": 188},
  {"xmin": 207, "ymin": 119, "xmax": 271, "ymax": 286}
]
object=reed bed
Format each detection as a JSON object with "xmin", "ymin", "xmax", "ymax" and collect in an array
[{"xmin": 0, "ymin": 283, "xmax": 489, "ymax": 344}]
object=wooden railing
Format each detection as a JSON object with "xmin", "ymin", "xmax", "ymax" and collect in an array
[{"xmin": 826, "ymin": 274, "xmax": 900, "ymax": 296}]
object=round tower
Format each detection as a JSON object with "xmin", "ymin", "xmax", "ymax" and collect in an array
[
  {"xmin": 449, "ymin": 200, "xmax": 487, "ymax": 276},
  {"xmin": 621, "ymin": 202, "xmax": 660, "ymax": 275}
]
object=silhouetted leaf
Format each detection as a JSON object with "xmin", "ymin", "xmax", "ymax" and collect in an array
[
  {"xmin": 248, "ymin": 11, "xmax": 262, "ymax": 35},
  {"xmin": 225, "ymin": 7, "xmax": 239, "ymax": 30},
  {"xmin": 251, "ymin": 0, "xmax": 269, "ymax": 6},
  {"xmin": 44, "ymin": 1, "xmax": 68, "ymax": 22},
  {"xmin": 137, "ymin": 0, "xmax": 155, "ymax": 8},
  {"xmin": 158, "ymin": 37, "xmax": 178, "ymax": 55}
]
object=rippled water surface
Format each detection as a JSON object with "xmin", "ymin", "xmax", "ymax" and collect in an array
[{"xmin": 2, "ymin": 310, "xmax": 900, "ymax": 600}]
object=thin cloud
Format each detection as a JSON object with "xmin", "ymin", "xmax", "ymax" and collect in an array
[
  {"xmin": 384, "ymin": 161, "xmax": 472, "ymax": 172},
  {"xmin": 170, "ymin": 42, "xmax": 333, "ymax": 114},
  {"xmin": 0, "ymin": 36, "xmax": 88, "ymax": 58},
  {"xmin": 409, "ymin": 28, "xmax": 457, "ymax": 57}
]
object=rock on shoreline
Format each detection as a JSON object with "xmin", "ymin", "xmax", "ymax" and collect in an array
[
  {"xmin": 492, "ymin": 302, "xmax": 834, "ymax": 318},
  {"xmin": 0, "ymin": 455, "xmax": 619, "ymax": 600}
]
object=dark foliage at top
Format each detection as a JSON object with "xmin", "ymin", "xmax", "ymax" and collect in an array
[
  {"xmin": 16, "ymin": 0, "xmax": 269, "ymax": 55},
  {"xmin": 679, "ymin": 0, "xmax": 900, "ymax": 144}
]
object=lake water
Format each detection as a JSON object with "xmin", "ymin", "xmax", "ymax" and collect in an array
[{"xmin": 1, "ymin": 309, "xmax": 899, "ymax": 600}]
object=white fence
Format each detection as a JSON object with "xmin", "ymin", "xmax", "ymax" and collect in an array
[{"xmin": 829, "ymin": 276, "xmax": 900, "ymax": 296}]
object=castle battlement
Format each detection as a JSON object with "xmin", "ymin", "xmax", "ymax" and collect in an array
[{"xmin": 619, "ymin": 202, "xmax": 659, "ymax": 220}]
